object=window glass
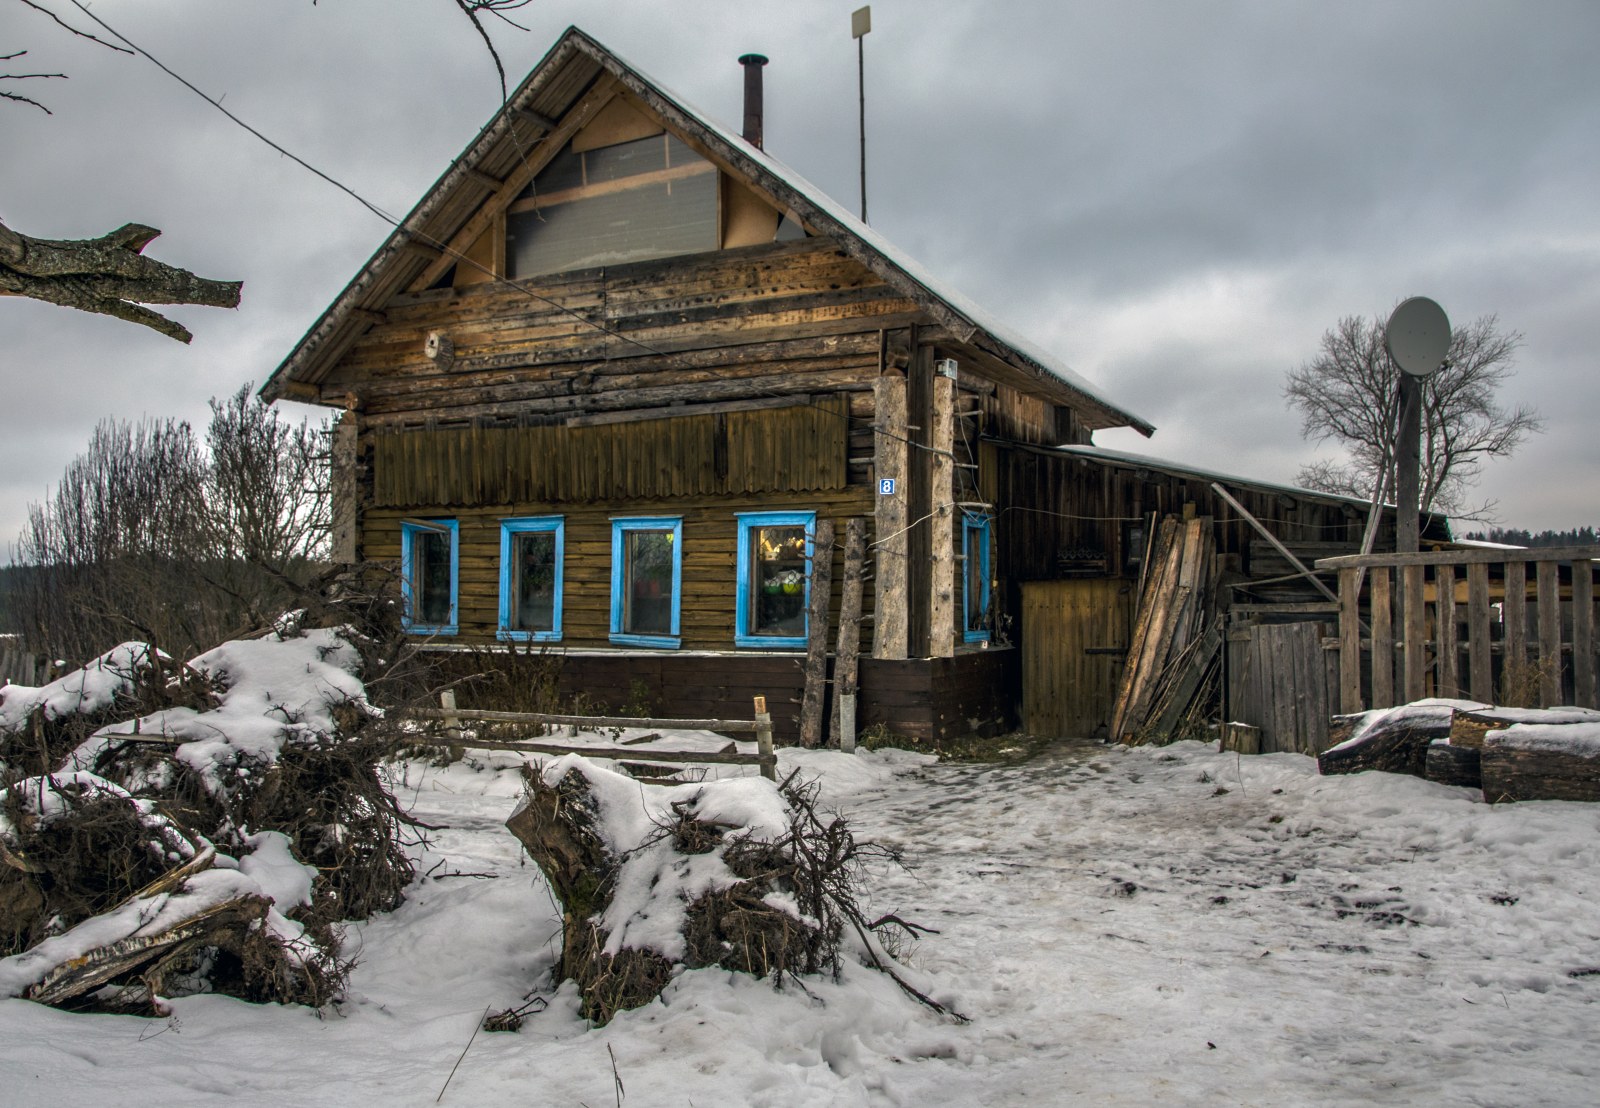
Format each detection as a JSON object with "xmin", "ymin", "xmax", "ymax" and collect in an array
[
  {"xmin": 511, "ymin": 530, "xmax": 558, "ymax": 632},
  {"xmin": 609, "ymin": 519, "xmax": 681, "ymax": 647},
  {"xmin": 747, "ymin": 524, "xmax": 807, "ymax": 638},
  {"xmin": 499, "ymin": 517, "xmax": 563, "ymax": 641},
  {"xmin": 508, "ymin": 134, "xmax": 718, "ymax": 278},
  {"xmin": 623, "ymin": 529, "xmax": 674, "ymax": 635},
  {"xmin": 402, "ymin": 519, "xmax": 458, "ymax": 634},
  {"xmin": 735, "ymin": 512, "xmax": 814, "ymax": 648},
  {"xmin": 962, "ymin": 514, "xmax": 992, "ymax": 643}
]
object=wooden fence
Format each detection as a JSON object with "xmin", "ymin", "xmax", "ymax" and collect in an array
[{"xmin": 1315, "ymin": 546, "xmax": 1600, "ymax": 714}]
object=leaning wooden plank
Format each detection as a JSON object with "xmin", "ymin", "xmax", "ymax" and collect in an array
[
  {"xmin": 1109, "ymin": 516, "xmax": 1181, "ymax": 741},
  {"xmin": 1482, "ymin": 722, "xmax": 1600, "ymax": 803},
  {"xmin": 1318, "ymin": 701, "xmax": 1476, "ymax": 777}
]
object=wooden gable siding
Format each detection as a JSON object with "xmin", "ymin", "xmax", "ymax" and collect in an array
[
  {"xmin": 325, "ymin": 239, "xmax": 919, "ymax": 423},
  {"xmin": 372, "ymin": 395, "xmax": 848, "ymax": 507},
  {"xmin": 363, "ymin": 488, "xmax": 873, "ymax": 650}
]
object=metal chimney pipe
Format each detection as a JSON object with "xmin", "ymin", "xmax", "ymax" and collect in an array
[{"xmin": 738, "ymin": 53, "xmax": 768, "ymax": 149}]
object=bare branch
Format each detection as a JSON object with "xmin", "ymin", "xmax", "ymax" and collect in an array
[
  {"xmin": 18, "ymin": 0, "xmax": 135, "ymax": 54},
  {"xmin": 0, "ymin": 218, "xmax": 240, "ymax": 342}
]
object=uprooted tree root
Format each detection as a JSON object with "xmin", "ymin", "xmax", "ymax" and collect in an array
[{"xmin": 507, "ymin": 761, "xmax": 964, "ymax": 1026}]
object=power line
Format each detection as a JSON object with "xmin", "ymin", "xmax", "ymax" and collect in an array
[{"xmin": 61, "ymin": 0, "xmax": 964, "ymax": 460}]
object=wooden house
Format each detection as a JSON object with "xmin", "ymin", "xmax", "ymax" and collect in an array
[{"xmin": 261, "ymin": 27, "xmax": 1419, "ymax": 742}]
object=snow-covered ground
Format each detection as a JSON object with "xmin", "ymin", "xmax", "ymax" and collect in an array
[{"xmin": 3, "ymin": 735, "xmax": 1599, "ymax": 1106}]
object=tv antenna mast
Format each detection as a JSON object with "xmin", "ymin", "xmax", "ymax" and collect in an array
[
  {"xmin": 852, "ymin": 6, "xmax": 871, "ymax": 224},
  {"xmin": 1384, "ymin": 296, "xmax": 1451, "ymax": 553}
]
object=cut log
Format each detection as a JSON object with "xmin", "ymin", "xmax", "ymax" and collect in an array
[
  {"xmin": 1425, "ymin": 740, "xmax": 1482, "ymax": 788},
  {"xmin": 1449, "ymin": 706, "xmax": 1600, "ymax": 749},
  {"xmin": 1219, "ymin": 722, "xmax": 1261, "ymax": 755},
  {"xmin": 1318, "ymin": 703, "xmax": 1459, "ymax": 777},
  {"xmin": 1481, "ymin": 724, "xmax": 1600, "ymax": 803}
]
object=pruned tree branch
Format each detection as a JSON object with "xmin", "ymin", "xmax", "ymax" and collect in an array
[{"xmin": 0, "ymin": 219, "xmax": 241, "ymax": 342}]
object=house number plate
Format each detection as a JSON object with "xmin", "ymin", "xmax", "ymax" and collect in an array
[{"xmin": 878, "ymin": 478, "xmax": 896, "ymax": 495}]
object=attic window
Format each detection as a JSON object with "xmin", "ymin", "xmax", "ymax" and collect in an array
[{"xmin": 507, "ymin": 133, "xmax": 717, "ymax": 278}]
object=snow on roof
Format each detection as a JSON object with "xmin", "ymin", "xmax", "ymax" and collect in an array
[
  {"xmin": 1054, "ymin": 443, "xmax": 1389, "ymax": 508},
  {"xmin": 617, "ymin": 40, "xmax": 1149, "ymax": 431}
]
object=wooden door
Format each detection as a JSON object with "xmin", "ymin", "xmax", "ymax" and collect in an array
[{"xmin": 1022, "ymin": 579, "xmax": 1133, "ymax": 738}]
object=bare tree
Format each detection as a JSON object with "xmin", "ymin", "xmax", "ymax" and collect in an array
[
  {"xmin": 12, "ymin": 391, "xmax": 329, "ymax": 666},
  {"xmin": 1285, "ymin": 313, "xmax": 1543, "ymax": 517}
]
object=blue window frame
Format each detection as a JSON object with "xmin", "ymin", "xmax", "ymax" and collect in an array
[
  {"xmin": 962, "ymin": 512, "xmax": 992, "ymax": 644},
  {"xmin": 498, "ymin": 516, "xmax": 564, "ymax": 642},
  {"xmin": 735, "ymin": 511, "xmax": 816, "ymax": 649},
  {"xmin": 401, "ymin": 518, "xmax": 459, "ymax": 635},
  {"xmin": 610, "ymin": 517, "xmax": 682, "ymax": 648}
]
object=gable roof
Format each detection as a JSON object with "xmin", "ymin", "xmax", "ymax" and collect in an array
[{"xmin": 261, "ymin": 26, "xmax": 1154, "ymax": 437}]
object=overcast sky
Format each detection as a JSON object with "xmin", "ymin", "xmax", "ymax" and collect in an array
[{"xmin": 4, "ymin": 0, "xmax": 1597, "ymax": 552}]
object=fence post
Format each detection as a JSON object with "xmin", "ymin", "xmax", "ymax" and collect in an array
[
  {"xmin": 440, "ymin": 689, "xmax": 463, "ymax": 743},
  {"xmin": 753, "ymin": 695, "xmax": 776, "ymax": 781}
]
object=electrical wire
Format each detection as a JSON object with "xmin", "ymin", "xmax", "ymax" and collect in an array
[{"xmin": 61, "ymin": 0, "xmax": 961, "ymax": 461}]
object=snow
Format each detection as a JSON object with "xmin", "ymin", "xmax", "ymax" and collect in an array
[
  {"xmin": 75, "ymin": 626, "xmax": 375, "ymax": 793},
  {"xmin": 0, "ymin": 642, "xmax": 167, "ymax": 733},
  {"xmin": 1486, "ymin": 721, "xmax": 1600, "ymax": 757},
  {"xmin": 3, "ymin": 736, "xmax": 1600, "ymax": 1104},
  {"xmin": 1325, "ymin": 698, "xmax": 1487, "ymax": 752}
]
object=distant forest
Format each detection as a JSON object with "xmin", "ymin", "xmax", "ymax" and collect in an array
[{"xmin": 1460, "ymin": 526, "xmax": 1598, "ymax": 547}]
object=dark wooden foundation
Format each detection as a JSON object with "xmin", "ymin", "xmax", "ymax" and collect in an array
[{"xmin": 429, "ymin": 645, "xmax": 1018, "ymax": 745}]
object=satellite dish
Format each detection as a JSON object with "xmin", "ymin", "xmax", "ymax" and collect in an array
[{"xmin": 1385, "ymin": 297, "xmax": 1451, "ymax": 378}]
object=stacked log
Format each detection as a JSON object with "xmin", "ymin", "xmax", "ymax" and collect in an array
[
  {"xmin": 1425, "ymin": 740, "xmax": 1482, "ymax": 788},
  {"xmin": 1317, "ymin": 702, "xmax": 1464, "ymax": 777},
  {"xmin": 1481, "ymin": 717, "xmax": 1600, "ymax": 804}
]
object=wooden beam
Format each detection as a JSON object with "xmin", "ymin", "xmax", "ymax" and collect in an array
[
  {"xmin": 348, "ymin": 307, "xmax": 387, "ymax": 327},
  {"xmin": 928, "ymin": 362, "xmax": 956, "ymax": 657},
  {"xmin": 1574, "ymin": 559, "xmax": 1596, "ymax": 708},
  {"xmin": 872, "ymin": 374, "xmax": 909, "ymax": 660},
  {"xmin": 800, "ymin": 518, "xmax": 835, "ymax": 748},
  {"xmin": 1371, "ymin": 567, "xmax": 1395, "ymax": 708},
  {"xmin": 1402, "ymin": 563, "xmax": 1426, "ymax": 702},
  {"xmin": 832, "ymin": 518, "xmax": 866, "ymax": 750},
  {"xmin": 563, "ymin": 394, "xmax": 810, "ymax": 427},
  {"xmin": 1339, "ymin": 567, "xmax": 1363, "ymax": 713},
  {"xmin": 464, "ymin": 167, "xmax": 504, "ymax": 190},
  {"xmin": 1504, "ymin": 560, "xmax": 1527, "ymax": 694},
  {"xmin": 1316, "ymin": 545, "xmax": 1600, "ymax": 570},
  {"xmin": 330, "ymin": 412, "xmax": 359, "ymax": 564},
  {"xmin": 1209, "ymin": 483, "xmax": 1339, "ymax": 606},
  {"xmin": 513, "ymin": 107, "xmax": 560, "ymax": 131},
  {"xmin": 409, "ymin": 76, "xmax": 622, "ymax": 293},
  {"xmin": 1467, "ymin": 562, "xmax": 1493, "ymax": 703},
  {"xmin": 1436, "ymin": 564, "xmax": 1458, "ymax": 698},
  {"xmin": 1537, "ymin": 560, "xmax": 1562, "ymax": 705}
]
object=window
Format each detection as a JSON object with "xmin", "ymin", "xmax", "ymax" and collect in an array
[
  {"xmin": 498, "ymin": 517, "xmax": 564, "ymax": 642},
  {"xmin": 735, "ymin": 511, "xmax": 815, "ymax": 648},
  {"xmin": 962, "ymin": 512, "xmax": 992, "ymax": 644},
  {"xmin": 401, "ymin": 519, "xmax": 459, "ymax": 635},
  {"xmin": 507, "ymin": 133, "xmax": 718, "ymax": 279},
  {"xmin": 610, "ymin": 517, "xmax": 682, "ymax": 648}
]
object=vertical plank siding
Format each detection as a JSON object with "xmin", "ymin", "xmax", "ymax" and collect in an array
[{"xmin": 1317, "ymin": 547, "xmax": 1600, "ymax": 712}]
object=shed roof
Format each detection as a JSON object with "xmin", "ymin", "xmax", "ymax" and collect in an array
[{"xmin": 261, "ymin": 27, "xmax": 1153, "ymax": 436}]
